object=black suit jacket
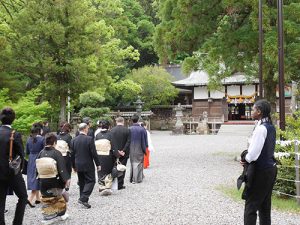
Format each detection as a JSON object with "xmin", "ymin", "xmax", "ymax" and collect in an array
[
  {"xmin": 110, "ymin": 125, "xmax": 131, "ymax": 158},
  {"xmin": 0, "ymin": 125, "xmax": 24, "ymax": 180},
  {"xmin": 71, "ymin": 133, "xmax": 100, "ymax": 172}
]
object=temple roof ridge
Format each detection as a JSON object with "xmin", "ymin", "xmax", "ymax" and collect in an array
[{"xmin": 172, "ymin": 70, "xmax": 259, "ymax": 88}]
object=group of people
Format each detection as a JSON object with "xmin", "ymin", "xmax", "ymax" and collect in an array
[
  {"xmin": 0, "ymin": 98, "xmax": 277, "ymax": 225},
  {"xmin": 0, "ymin": 107, "xmax": 153, "ymax": 224}
]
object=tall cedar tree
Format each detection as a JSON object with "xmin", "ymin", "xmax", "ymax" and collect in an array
[{"xmin": 9, "ymin": 0, "xmax": 138, "ymax": 121}]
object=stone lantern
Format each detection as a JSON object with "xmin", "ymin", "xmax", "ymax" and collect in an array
[
  {"xmin": 71, "ymin": 113, "xmax": 81, "ymax": 135},
  {"xmin": 134, "ymin": 96, "xmax": 144, "ymax": 120},
  {"xmin": 172, "ymin": 103, "xmax": 184, "ymax": 134}
]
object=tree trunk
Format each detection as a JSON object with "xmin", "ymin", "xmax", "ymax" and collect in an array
[{"xmin": 59, "ymin": 93, "xmax": 67, "ymax": 122}]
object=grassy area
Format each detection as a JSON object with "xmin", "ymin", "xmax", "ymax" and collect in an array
[{"xmin": 219, "ymin": 185, "xmax": 300, "ymax": 214}]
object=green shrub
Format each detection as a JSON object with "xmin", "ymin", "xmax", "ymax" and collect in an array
[
  {"xmin": 0, "ymin": 88, "xmax": 51, "ymax": 134},
  {"xmin": 275, "ymin": 110, "xmax": 300, "ymax": 197},
  {"xmin": 79, "ymin": 107, "xmax": 110, "ymax": 124},
  {"xmin": 79, "ymin": 92, "xmax": 105, "ymax": 108},
  {"xmin": 274, "ymin": 146, "xmax": 296, "ymax": 196}
]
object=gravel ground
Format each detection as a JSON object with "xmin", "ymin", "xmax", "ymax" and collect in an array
[{"xmin": 4, "ymin": 131, "xmax": 300, "ymax": 225}]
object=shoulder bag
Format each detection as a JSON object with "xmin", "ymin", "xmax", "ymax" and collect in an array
[{"xmin": 8, "ymin": 130, "xmax": 22, "ymax": 175}]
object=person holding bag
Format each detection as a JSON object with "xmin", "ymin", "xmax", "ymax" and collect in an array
[
  {"xmin": 95, "ymin": 120, "xmax": 124, "ymax": 196},
  {"xmin": 110, "ymin": 117, "xmax": 130, "ymax": 190},
  {"xmin": 241, "ymin": 100, "xmax": 277, "ymax": 225},
  {"xmin": 0, "ymin": 107, "xmax": 27, "ymax": 225}
]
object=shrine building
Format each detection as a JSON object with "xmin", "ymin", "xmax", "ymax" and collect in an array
[{"xmin": 172, "ymin": 70, "xmax": 292, "ymax": 122}]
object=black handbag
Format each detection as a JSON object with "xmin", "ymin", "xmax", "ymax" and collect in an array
[
  {"xmin": 22, "ymin": 159, "xmax": 28, "ymax": 175},
  {"xmin": 111, "ymin": 166, "xmax": 119, "ymax": 178},
  {"xmin": 8, "ymin": 130, "xmax": 22, "ymax": 175}
]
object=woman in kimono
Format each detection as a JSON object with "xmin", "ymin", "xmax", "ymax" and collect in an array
[
  {"xmin": 36, "ymin": 133, "xmax": 70, "ymax": 223},
  {"xmin": 26, "ymin": 123, "xmax": 44, "ymax": 207},
  {"xmin": 56, "ymin": 122, "xmax": 72, "ymax": 177},
  {"xmin": 141, "ymin": 122, "xmax": 155, "ymax": 169},
  {"xmin": 95, "ymin": 120, "xmax": 123, "ymax": 195}
]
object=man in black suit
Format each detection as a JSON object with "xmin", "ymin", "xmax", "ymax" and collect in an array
[
  {"xmin": 0, "ymin": 107, "xmax": 27, "ymax": 225},
  {"xmin": 110, "ymin": 117, "xmax": 131, "ymax": 190},
  {"xmin": 71, "ymin": 123, "xmax": 100, "ymax": 209},
  {"xmin": 75, "ymin": 117, "xmax": 94, "ymax": 138}
]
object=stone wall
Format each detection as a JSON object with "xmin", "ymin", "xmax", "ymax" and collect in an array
[{"xmin": 149, "ymin": 106, "xmax": 192, "ymax": 130}]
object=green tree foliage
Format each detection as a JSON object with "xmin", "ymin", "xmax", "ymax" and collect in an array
[
  {"xmin": 138, "ymin": 0, "xmax": 159, "ymax": 24},
  {"xmin": 79, "ymin": 91, "xmax": 109, "ymax": 122},
  {"xmin": 97, "ymin": 0, "xmax": 158, "ymax": 69},
  {"xmin": 126, "ymin": 66, "xmax": 178, "ymax": 109},
  {"xmin": 79, "ymin": 92, "xmax": 105, "ymax": 108},
  {"xmin": 155, "ymin": 0, "xmax": 300, "ymax": 105},
  {"xmin": 0, "ymin": 88, "xmax": 51, "ymax": 134},
  {"xmin": 0, "ymin": 2, "xmax": 30, "ymax": 100},
  {"xmin": 79, "ymin": 107, "xmax": 110, "ymax": 122},
  {"xmin": 7, "ymin": 0, "xmax": 138, "ymax": 122},
  {"xmin": 104, "ymin": 79, "xmax": 142, "ymax": 107},
  {"xmin": 154, "ymin": 0, "xmax": 223, "ymax": 64},
  {"xmin": 279, "ymin": 110, "xmax": 300, "ymax": 140},
  {"xmin": 0, "ymin": 88, "xmax": 12, "ymax": 108}
]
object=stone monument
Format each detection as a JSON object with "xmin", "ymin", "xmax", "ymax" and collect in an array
[
  {"xmin": 134, "ymin": 96, "xmax": 144, "ymax": 120},
  {"xmin": 172, "ymin": 103, "xmax": 184, "ymax": 135},
  {"xmin": 197, "ymin": 111, "xmax": 209, "ymax": 135}
]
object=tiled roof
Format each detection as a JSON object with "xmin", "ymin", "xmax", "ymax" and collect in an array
[{"xmin": 172, "ymin": 71, "xmax": 259, "ymax": 87}]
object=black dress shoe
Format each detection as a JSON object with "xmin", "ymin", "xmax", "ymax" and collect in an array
[
  {"xmin": 118, "ymin": 186, "xmax": 126, "ymax": 190},
  {"xmin": 78, "ymin": 200, "xmax": 91, "ymax": 209},
  {"xmin": 27, "ymin": 200, "xmax": 35, "ymax": 208}
]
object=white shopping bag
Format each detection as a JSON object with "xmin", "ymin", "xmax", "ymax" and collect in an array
[{"xmin": 111, "ymin": 178, "xmax": 118, "ymax": 192}]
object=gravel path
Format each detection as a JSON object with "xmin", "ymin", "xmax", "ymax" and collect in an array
[{"xmin": 4, "ymin": 131, "xmax": 300, "ymax": 225}]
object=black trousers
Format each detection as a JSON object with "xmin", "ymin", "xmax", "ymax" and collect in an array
[
  {"xmin": 118, "ymin": 157, "xmax": 129, "ymax": 189},
  {"xmin": 77, "ymin": 170, "xmax": 95, "ymax": 203},
  {"xmin": 63, "ymin": 155, "xmax": 72, "ymax": 178},
  {"xmin": 244, "ymin": 166, "xmax": 277, "ymax": 225},
  {"xmin": 0, "ymin": 172, "xmax": 28, "ymax": 225}
]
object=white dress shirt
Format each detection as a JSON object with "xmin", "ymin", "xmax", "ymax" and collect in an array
[{"xmin": 245, "ymin": 120, "xmax": 268, "ymax": 163}]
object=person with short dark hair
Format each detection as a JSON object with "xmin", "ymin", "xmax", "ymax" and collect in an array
[
  {"xmin": 71, "ymin": 123, "xmax": 101, "ymax": 208},
  {"xmin": 42, "ymin": 121, "xmax": 51, "ymax": 136},
  {"xmin": 241, "ymin": 99, "xmax": 277, "ymax": 225},
  {"xmin": 26, "ymin": 123, "xmax": 44, "ymax": 207},
  {"xmin": 129, "ymin": 114, "xmax": 147, "ymax": 184},
  {"xmin": 94, "ymin": 120, "xmax": 103, "ymax": 137},
  {"xmin": 36, "ymin": 133, "xmax": 71, "ymax": 223},
  {"xmin": 0, "ymin": 107, "xmax": 27, "ymax": 225},
  {"xmin": 110, "ymin": 117, "xmax": 131, "ymax": 190}
]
